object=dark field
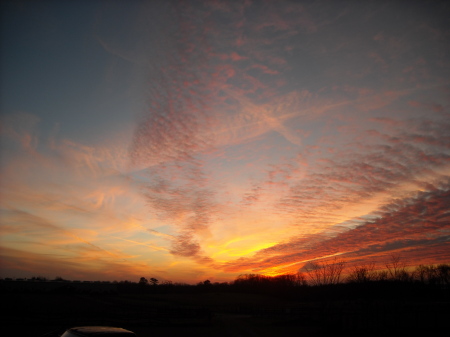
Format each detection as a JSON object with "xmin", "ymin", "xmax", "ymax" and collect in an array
[{"xmin": 2, "ymin": 288, "xmax": 449, "ymax": 337}]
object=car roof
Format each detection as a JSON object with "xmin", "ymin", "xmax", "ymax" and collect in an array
[{"xmin": 65, "ymin": 326, "xmax": 136, "ymax": 336}]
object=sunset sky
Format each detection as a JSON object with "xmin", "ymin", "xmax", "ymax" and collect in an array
[{"xmin": 1, "ymin": 0, "xmax": 449, "ymax": 283}]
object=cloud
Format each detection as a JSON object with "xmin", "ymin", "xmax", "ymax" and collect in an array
[
  {"xmin": 220, "ymin": 181, "xmax": 450, "ymax": 275},
  {"xmin": 142, "ymin": 162, "xmax": 217, "ymax": 261},
  {"xmin": 126, "ymin": 1, "xmax": 334, "ymax": 168},
  {"xmin": 0, "ymin": 246, "xmax": 154, "ymax": 281},
  {"xmin": 125, "ymin": 1, "xmax": 326, "ymax": 266},
  {"xmin": 241, "ymin": 185, "xmax": 263, "ymax": 206},
  {"xmin": 0, "ymin": 112, "xmax": 171, "ymax": 277},
  {"xmin": 215, "ymin": 109, "xmax": 450, "ymax": 274},
  {"xmin": 0, "ymin": 112, "xmax": 40, "ymax": 153},
  {"xmin": 170, "ymin": 233, "xmax": 201, "ymax": 257},
  {"xmin": 122, "ymin": 0, "xmax": 450, "ymax": 275}
]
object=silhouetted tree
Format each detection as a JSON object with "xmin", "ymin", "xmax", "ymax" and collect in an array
[
  {"xmin": 385, "ymin": 254, "xmax": 409, "ymax": 281},
  {"xmin": 273, "ymin": 273, "xmax": 307, "ymax": 287},
  {"xmin": 347, "ymin": 262, "xmax": 377, "ymax": 283},
  {"xmin": 437, "ymin": 264, "xmax": 450, "ymax": 285},
  {"xmin": 150, "ymin": 277, "xmax": 158, "ymax": 286},
  {"xmin": 375, "ymin": 270, "xmax": 389, "ymax": 281},
  {"xmin": 413, "ymin": 264, "xmax": 436, "ymax": 284},
  {"xmin": 413, "ymin": 263, "xmax": 450, "ymax": 286},
  {"xmin": 305, "ymin": 258, "xmax": 346, "ymax": 286},
  {"xmin": 138, "ymin": 277, "xmax": 148, "ymax": 286}
]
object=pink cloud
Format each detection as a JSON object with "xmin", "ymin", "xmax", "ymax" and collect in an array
[
  {"xmin": 215, "ymin": 115, "xmax": 450, "ymax": 272},
  {"xmin": 408, "ymin": 100, "xmax": 445, "ymax": 113},
  {"xmin": 221, "ymin": 183, "xmax": 450, "ymax": 274},
  {"xmin": 250, "ymin": 64, "xmax": 280, "ymax": 75},
  {"xmin": 230, "ymin": 52, "xmax": 248, "ymax": 61}
]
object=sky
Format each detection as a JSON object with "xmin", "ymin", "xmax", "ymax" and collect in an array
[{"xmin": 1, "ymin": 0, "xmax": 449, "ymax": 284}]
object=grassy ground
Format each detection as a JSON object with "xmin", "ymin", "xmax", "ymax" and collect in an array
[{"xmin": 2, "ymin": 292, "xmax": 449, "ymax": 337}]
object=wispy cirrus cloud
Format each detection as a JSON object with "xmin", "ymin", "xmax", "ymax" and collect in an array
[
  {"xmin": 125, "ymin": 1, "xmax": 321, "ymax": 262},
  {"xmin": 0, "ymin": 112, "xmax": 171, "ymax": 279},
  {"xmin": 0, "ymin": 245, "xmax": 154, "ymax": 281},
  {"xmin": 121, "ymin": 1, "xmax": 450, "ymax": 275},
  {"xmin": 221, "ymin": 181, "xmax": 450, "ymax": 275},
  {"xmin": 141, "ymin": 162, "xmax": 217, "ymax": 263},
  {"xmin": 214, "ymin": 108, "xmax": 450, "ymax": 275}
]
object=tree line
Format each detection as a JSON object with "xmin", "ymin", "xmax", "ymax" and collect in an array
[
  {"xmin": 4, "ymin": 256, "xmax": 448, "ymax": 299},
  {"xmin": 128, "ymin": 256, "xmax": 449, "ymax": 300}
]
